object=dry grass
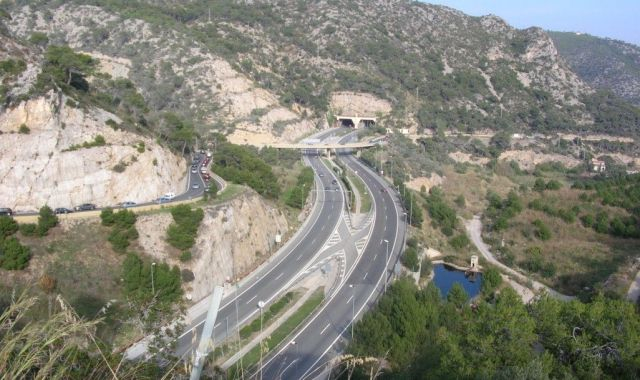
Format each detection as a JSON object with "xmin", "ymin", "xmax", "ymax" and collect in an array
[
  {"xmin": 0, "ymin": 220, "xmax": 128, "ymax": 345},
  {"xmin": 491, "ymin": 189, "xmax": 640, "ymax": 296}
]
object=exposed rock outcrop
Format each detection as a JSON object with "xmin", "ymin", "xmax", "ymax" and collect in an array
[
  {"xmin": 136, "ymin": 189, "xmax": 288, "ymax": 302},
  {"xmin": 0, "ymin": 92, "xmax": 186, "ymax": 211}
]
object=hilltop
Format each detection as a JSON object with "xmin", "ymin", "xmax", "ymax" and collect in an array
[
  {"xmin": 2, "ymin": 0, "xmax": 638, "ymax": 139},
  {"xmin": 549, "ymin": 31, "xmax": 640, "ymax": 106}
]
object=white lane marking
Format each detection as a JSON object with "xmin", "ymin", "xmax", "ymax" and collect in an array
[
  {"xmin": 374, "ymin": 253, "xmax": 377, "ymax": 260},
  {"xmin": 311, "ymin": 238, "xmax": 316, "ymax": 244},
  {"xmin": 275, "ymin": 273, "xmax": 284, "ymax": 281},
  {"xmin": 363, "ymin": 272, "xmax": 368, "ymax": 280},
  {"xmin": 296, "ymin": 254, "xmax": 302, "ymax": 261},
  {"xmin": 214, "ymin": 322, "xmax": 221, "ymax": 328},
  {"xmin": 245, "ymin": 295, "xmax": 257, "ymax": 305},
  {"xmin": 320, "ymin": 323, "xmax": 331, "ymax": 335},
  {"xmin": 346, "ymin": 295, "xmax": 354, "ymax": 305},
  {"xmin": 384, "ymin": 225, "xmax": 387, "ymax": 232}
]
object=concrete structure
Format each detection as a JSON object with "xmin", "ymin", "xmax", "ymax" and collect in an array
[
  {"xmin": 336, "ymin": 115, "xmax": 377, "ymax": 129},
  {"xmin": 592, "ymin": 159, "xmax": 606, "ymax": 172},
  {"xmin": 269, "ymin": 141, "xmax": 378, "ymax": 158}
]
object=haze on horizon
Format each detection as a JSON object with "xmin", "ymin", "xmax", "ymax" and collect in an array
[{"xmin": 426, "ymin": 0, "xmax": 640, "ymax": 46}]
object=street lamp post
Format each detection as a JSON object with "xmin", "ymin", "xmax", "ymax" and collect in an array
[
  {"xmin": 383, "ymin": 239, "xmax": 389, "ymax": 293},
  {"xmin": 151, "ymin": 262, "xmax": 156, "ymax": 296},
  {"xmin": 349, "ymin": 284, "xmax": 355, "ymax": 340}
]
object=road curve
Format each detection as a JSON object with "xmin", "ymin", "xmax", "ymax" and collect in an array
[{"xmin": 259, "ymin": 151, "xmax": 407, "ymax": 379}]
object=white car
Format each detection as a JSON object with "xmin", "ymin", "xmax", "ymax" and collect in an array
[{"xmin": 162, "ymin": 192, "xmax": 176, "ymax": 200}]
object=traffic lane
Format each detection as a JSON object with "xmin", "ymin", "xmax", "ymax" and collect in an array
[
  {"xmin": 261, "ymin": 155, "xmax": 402, "ymax": 378},
  {"xmin": 178, "ymin": 156, "xmax": 337, "ymax": 333},
  {"xmin": 174, "ymin": 156, "xmax": 344, "ymax": 356}
]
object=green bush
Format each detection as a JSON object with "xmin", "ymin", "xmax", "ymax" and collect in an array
[
  {"xmin": 18, "ymin": 124, "xmax": 30, "ymax": 134},
  {"xmin": 425, "ymin": 187, "xmax": 456, "ymax": 233},
  {"xmin": 166, "ymin": 205, "xmax": 204, "ymax": 250},
  {"xmin": 401, "ymin": 245, "xmax": 420, "ymax": 272},
  {"xmin": 532, "ymin": 219, "xmax": 552, "ymax": 240},
  {"xmin": 0, "ymin": 237, "xmax": 31, "ymax": 270},
  {"xmin": 122, "ymin": 253, "xmax": 181, "ymax": 305},
  {"xmin": 212, "ymin": 143, "xmax": 280, "ymax": 198},
  {"xmin": 37, "ymin": 206, "xmax": 58, "ymax": 236},
  {"xmin": 0, "ymin": 216, "xmax": 18, "ymax": 238},
  {"xmin": 101, "ymin": 209, "xmax": 137, "ymax": 252},
  {"xmin": 179, "ymin": 251, "xmax": 192, "ymax": 262},
  {"xmin": 481, "ymin": 267, "xmax": 502, "ymax": 294},
  {"xmin": 19, "ymin": 223, "xmax": 38, "ymax": 236},
  {"xmin": 449, "ymin": 234, "xmax": 470, "ymax": 250}
]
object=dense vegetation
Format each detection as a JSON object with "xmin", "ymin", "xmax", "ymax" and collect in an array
[
  {"xmin": 122, "ymin": 253, "xmax": 182, "ymax": 307},
  {"xmin": 550, "ymin": 31, "xmax": 640, "ymax": 106},
  {"xmin": 0, "ymin": 216, "xmax": 30, "ymax": 270},
  {"xmin": 343, "ymin": 277, "xmax": 640, "ymax": 379},
  {"xmin": 100, "ymin": 208, "xmax": 139, "ymax": 253},
  {"xmin": 166, "ymin": 204, "xmax": 204, "ymax": 250},
  {"xmin": 212, "ymin": 143, "xmax": 280, "ymax": 198},
  {"xmin": 573, "ymin": 174, "xmax": 640, "ymax": 238},
  {"xmin": 283, "ymin": 166, "xmax": 313, "ymax": 209},
  {"xmin": 19, "ymin": 205, "xmax": 59, "ymax": 237}
]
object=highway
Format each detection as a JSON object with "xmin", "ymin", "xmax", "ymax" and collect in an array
[{"xmin": 258, "ymin": 141, "xmax": 406, "ymax": 378}]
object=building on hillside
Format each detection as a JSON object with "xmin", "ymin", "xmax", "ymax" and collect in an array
[{"xmin": 591, "ymin": 159, "xmax": 606, "ymax": 172}]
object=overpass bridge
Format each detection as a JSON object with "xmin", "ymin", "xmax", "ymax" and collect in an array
[{"xmin": 269, "ymin": 141, "xmax": 379, "ymax": 157}]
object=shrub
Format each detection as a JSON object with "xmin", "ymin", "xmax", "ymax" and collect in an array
[
  {"xmin": 482, "ymin": 267, "xmax": 502, "ymax": 294},
  {"xmin": 19, "ymin": 223, "xmax": 38, "ymax": 236},
  {"xmin": 181, "ymin": 269, "xmax": 195, "ymax": 282},
  {"xmin": 532, "ymin": 219, "xmax": 552, "ymax": 241},
  {"xmin": 0, "ymin": 237, "xmax": 31, "ymax": 270},
  {"xmin": 179, "ymin": 251, "xmax": 192, "ymax": 262},
  {"xmin": 545, "ymin": 179, "xmax": 562, "ymax": 190},
  {"xmin": 37, "ymin": 206, "xmax": 58, "ymax": 236},
  {"xmin": 102, "ymin": 209, "xmax": 137, "ymax": 252},
  {"xmin": 449, "ymin": 234, "xmax": 470, "ymax": 250},
  {"xmin": 402, "ymin": 245, "xmax": 420, "ymax": 271},
  {"xmin": 166, "ymin": 205, "xmax": 204, "ymax": 250},
  {"xmin": 18, "ymin": 124, "xmax": 30, "ymax": 134},
  {"xmin": 100, "ymin": 208, "xmax": 115, "ymax": 226},
  {"xmin": 0, "ymin": 216, "xmax": 18, "ymax": 238},
  {"xmin": 580, "ymin": 214, "xmax": 595, "ymax": 228},
  {"xmin": 112, "ymin": 162, "xmax": 127, "ymax": 173}
]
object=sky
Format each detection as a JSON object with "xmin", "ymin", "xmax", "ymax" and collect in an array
[{"xmin": 425, "ymin": 0, "xmax": 640, "ymax": 46}]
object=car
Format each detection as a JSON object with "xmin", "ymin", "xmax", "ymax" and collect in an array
[
  {"xmin": 192, "ymin": 183, "xmax": 200, "ymax": 189},
  {"xmin": 324, "ymin": 186, "xmax": 330, "ymax": 190},
  {"xmin": 206, "ymin": 151, "xmax": 212, "ymax": 158},
  {"xmin": 162, "ymin": 192, "xmax": 176, "ymax": 200},
  {"xmin": 74, "ymin": 203, "xmax": 97, "ymax": 211},
  {"xmin": 191, "ymin": 168, "xmax": 197, "ymax": 174},
  {"xmin": 0, "ymin": 207, "xmax": 13, "ymax": 216},
  {"xmin": 204, "ymin": 177, "xmax": 210, "ymax": 182},
  {"xmin": 203, "ymin": 173, "xmax": 211, "ymax": 179},
  {"xmin": 319, "ymin": 173, "xmax": 324, "ymax": 177},
  {"xmin": 120, "ymin": 201, "xmax": 136, "ymax": 208},
  {"xmin": 54, "ymin": 207, "xmax": 73, "ymax": 214},
  {"xmin": 335, "ymin": 188, "xmax": 340, "ymax": 191},
  {"xmin": 380, "ymin": 188, "xmax": 386, "ymax": 193},
  {"xmin": 332, "ymin": 179, "xmax": 338, "ymax": 184},
  {"xmin": 200, "ymin": 168, "xmax": 207, "ymax": 174}
]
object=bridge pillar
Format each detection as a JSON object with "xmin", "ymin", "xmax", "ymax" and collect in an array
[
  {"xmin": 352, "ymin": 117, "xmax": 362, "ymax": 129},
  {"xmin": 356, "ymin": 149, "xmax": 362, "ymax": 158},
  {"xmin": 324, "ymin": 148, "xmax": 330, "ymax": 157}
]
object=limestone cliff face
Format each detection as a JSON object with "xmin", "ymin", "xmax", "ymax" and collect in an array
[
  {"xmin": 0, "ymin": 92, "xmax": 186, "ymax": 211},
  {"xmin": 136, "ymin": 190, "xmax": 288, "ymax": 302}
]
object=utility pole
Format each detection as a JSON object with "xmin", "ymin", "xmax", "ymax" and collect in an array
[
  {"xmin": 349, "ymin": 284, "xmax": 355, "ymax": 340},
  {"xmin": 409, "ymin": 192, "xmax": 413, "ymax": 227}
]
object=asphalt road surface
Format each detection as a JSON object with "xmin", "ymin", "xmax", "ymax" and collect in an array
[{"xmin": 258, "ymin": 149, "xmax": 406, "ymax": 379}]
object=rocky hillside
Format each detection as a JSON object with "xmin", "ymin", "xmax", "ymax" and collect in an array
[
  {"xmin": 3, "ymin": 0, "xmax": 638, "ymax": 140},
  {"xmin": 0, "ymin": 92, "xmax": 186, "ymax": 212},
  {"xmin": 549, "ymin": 31, "xmax": 640, "ymax": 106},
  {"xmin": 136, "ymin": 188, "xmax": 288, "ymax": 302}
]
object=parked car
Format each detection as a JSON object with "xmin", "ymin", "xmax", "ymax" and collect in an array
[
  {"xmin": 162, "ymin": 192, "xmax": 176, "ymax": 200},
  {"xmin": 54, "ymin": 207, "xmax": 73, "ymax": 214},
  {"xmin": 200, "ymin": 168, "xmax": 207, "ymax": 174},
  {"xmin": 119, "ymin": 201, "xmax": 137, "ymax": 208},
  {"xmin": 74, "ymin": 203, "xmax": 96, "ymax": 211},
  {"xmin": 0, "ymin": 207, "xmax": 13, "ymax": 216},
  {"xmin": 191, "ymin": 167, "xmax": 197, "ymax": 174},
  {"xmin": 203, "ymin": 173, "xmax": 211, "ymax": 179}
]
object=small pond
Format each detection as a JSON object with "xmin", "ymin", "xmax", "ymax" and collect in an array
[{"xmin": 432, "ymin": 263, "xmax": 482, "ymax": 298}]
